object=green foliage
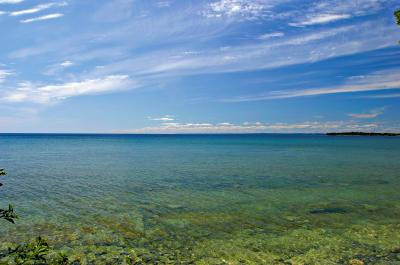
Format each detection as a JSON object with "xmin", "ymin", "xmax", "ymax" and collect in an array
[
  {"xmin": 124, "ymin": 255, "xmax": 134, "ymax": 264},
  {"xmin": 53, "ymin": 252, "xmax": 69, "ymax": 265},
  {"xmin": 10, "ymin": 237, "xmax": 50, "ymax": 265},
  {"xmin": 395, "ymin": 9, "xmax": 400, "ymax": 25},
  {"xmin": 1, "ymin": 169, "xmax": 69, "ymax": 264},
  {"xmin": 1, "ymin": 237, "xmax": 70, "ymax": 265},
  {"xmin": 0, "ymin": 204, "xmax": 18, "ymax": 224},
  {"xmin": 0, "ymin": 169, "xmax": 18, "ymax": 224}
]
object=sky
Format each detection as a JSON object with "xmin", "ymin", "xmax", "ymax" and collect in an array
[{"xmin": 0, "ymin": 0, "xmax": 399, "ymax": 133}]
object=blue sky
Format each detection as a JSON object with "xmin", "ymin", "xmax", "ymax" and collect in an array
[{"xmin": 0, "ymin": 0, "xmax": 399, "ymax": 133}]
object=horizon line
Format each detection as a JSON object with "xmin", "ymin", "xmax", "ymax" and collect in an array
[{"xmin": 0, "ymin": 132, "xmax": 396, "ymax": 135}]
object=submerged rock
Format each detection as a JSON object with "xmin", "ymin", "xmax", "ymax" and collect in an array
[
  {"xmin": 392, "ymin": 247, "xmax": 400, "ymax": 253},
  {"xmin": 348, "ymin": 259, "xmax": 364, "ymax": 265}
]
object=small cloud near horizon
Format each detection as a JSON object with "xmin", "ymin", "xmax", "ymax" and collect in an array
[
  {"xmin": 149, "ymin": 115, "xmax": 175, "ymax": 122},
  {"xmin": 347, "ymin": 107, "xmax": 385, "ymax": 119}
]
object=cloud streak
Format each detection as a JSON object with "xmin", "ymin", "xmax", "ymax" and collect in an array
[
  {"xmin": 10, "ymin": 2, "xmax": 67, "ymax": 16},
  {"xmin": 42, "ymin": 60, "xmax": 75, "ymax": 76},
  {"xmin": 1, "ymin": 0, "xmax": 398, "ymax": 111},
  {"xmin": 1, "ymin": 75, "xmax": 134, "ymax": 104},
  {"xmin": 289, "ymin": 14, "xmax": 351, "ymax": 27},
  {"xmin": 98, "ymin": 20, "xmax": 396, "ymax": 80},
  {"xmin": 258, "ymin": 32, "xmax": 284, "ymax": 39},
  {"xmin": 0, "ymin": 69, "xmax": 12, "ymax": 83},
  {"xmin": 149, "ymin": 115, "xmax": 175, "ymax": 121},
  {"xmin": 20, "ymin": 13, "xmax": 64, "ymax": 23},
  {"xmin": 115, "ymin": 120, "xmax": 386, "ymax": 134},
  {"xmin": 225, "ymin": 70, "xmax": 400, "ymax": 101},
  {"xmin": 348, "ymin": 108, "xmax": 385, "ymax": 119},
  {"xmin": 203, "ymin": 0, "xmax": 271, "ymax": 20},
  {"xmin": 288, "ymin": 0, "xmax": 394, "ymax": 27},
  {"xmin": 0, "ymin": 0, "xmax": 23, "ymax": 3},
  {"xmin": 60, "ymin": 60, "xmax": 74, "ymax": 67}
]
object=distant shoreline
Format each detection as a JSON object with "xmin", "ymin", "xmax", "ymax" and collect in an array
[
  {"xmin": 327, "ymin": 132, "xmax": 400, "ymax": 136},
  {"xmin": 0, "ymin": 132, "xmax": 399, "ymax": 136}
]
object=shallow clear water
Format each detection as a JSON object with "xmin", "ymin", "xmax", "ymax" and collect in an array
[{"xmin": 1, "ymin": 134, "xmax": 400, "ymax": 264}]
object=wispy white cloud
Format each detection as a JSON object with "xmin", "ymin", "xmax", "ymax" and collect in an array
[
  {"xmin": 149, "ymin": 115, "xmax": 175, "ymax": 121},
  {"xmin": 2, "ymin": 0, "xmax": 398, "ymax": 110},
  {"xmin": 283, "ymin": 25, "xmax": 353, "ymax": 45},
  {"xmin": 289, "ymin": 14, "xmax": 351, "ymax": 27},
  {"xmin": 10, "ymin": 2, "xmax": 67, "ymax": 16},
  {"xmin": 258, "ymin": 32, "xmax": 284, "ymax": 40},
  {"xmin": 155, "ymin": 1, "xmax": 171, "ymax": 8},
  {"xmin": 1, "ymin": 75, "xmax": 134, "ymax": 104},
  {"xmin": 203, "ymin": 0, "xmax": 272, "ymax": 20},
  {"xmin": 288, "ymin": 0, "xmax": 393, "ymax": 27},
  {"xmin": 88, "ymin": 25, "xmax": 341, "ymax": 77},
  {"xmin": 0, "ymin": 0, "xmax": 23, "ymax": 3},
  {"xmin": 115, "ymin": 120, "xmax": 386, "ymax": 134},
  {"xmin": 88, "ymin": 19, "xmax": 397, "ymax": 81},
  {"xmin": 0, "ymin": 68, "xmax": 13, "ymax": 83},
  {"xmin": 20, "ymin": 13, "xmax": 64, "ymax": 23},
  {"xmin": 8, "ymin": 1, "xmax": 397, "ymax": 78},
  {"xmin": 225, "ymin": 70, "xmax": 400, "ymax": 101},
  {"xmin": 348, "ymin": 107, "xmax": 385, "ymax": 119},
  {"xmin": 42, "ymin": 60, "xmax": 74, "ymax": 76},
  {"xmin": 60, "ymin": 60, "xmax": 74, "ymax": 67},
  {"xmin": 312, "ymin": 0, "xmax": 391, "ymax": 16}
]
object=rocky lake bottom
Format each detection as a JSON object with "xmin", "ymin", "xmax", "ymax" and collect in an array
[{"xmin": 1, "ymin": 134, "xmax": 399, "ymax": 264}]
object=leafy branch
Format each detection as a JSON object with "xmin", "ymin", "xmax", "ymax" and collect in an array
[
  {"xmin": 0, "ymin": 169, "xmax": 68, "ymax": 264},
  {"xmin": 1, "ymin": 237, "xmax": 69, "ymax": 265},
  {"xmin": 0, "ymin": 204, "xmax": 18, "ymax": 224},
  {"xmin": 0, "ymin": 169, "xmax": 18, "ymax": 224},
  {"xmin": 7, "ymin": 236, "xmax": 49, "ymax": 265}
]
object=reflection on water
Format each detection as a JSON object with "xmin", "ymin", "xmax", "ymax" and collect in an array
[{"xmin": 1, "ymin": 134, "xmax": 400, "ymax": 264}]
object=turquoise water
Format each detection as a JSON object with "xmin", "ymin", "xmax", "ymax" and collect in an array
[{"xmin": 1, "ymin": 134, "xmax": 400, "ymax": 264}]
